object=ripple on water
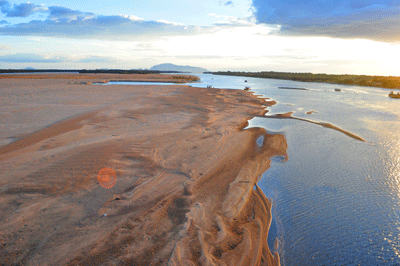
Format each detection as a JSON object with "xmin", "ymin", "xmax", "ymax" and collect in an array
[{"xmin": 193, "ymin": 74, "xmax": 400, "ymax": 265}]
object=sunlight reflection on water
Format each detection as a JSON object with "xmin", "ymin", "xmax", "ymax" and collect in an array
[{"xmin": 198, "ymin": 74, "xmax": 400, "ymax": 265}]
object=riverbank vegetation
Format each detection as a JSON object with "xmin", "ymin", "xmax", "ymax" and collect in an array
[
  {"xmin": 0, "ymin": 69, "xmax": 165, "ymax": 74},
  {"xmin": 209, "ymin": 71, "xmax": 400, "ymax": 89}
]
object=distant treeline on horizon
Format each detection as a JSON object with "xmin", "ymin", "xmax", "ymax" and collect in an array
[
  {"xmin": 0, "ymin": 69, "xmax": 181, "ymax": 74},
  {"xmin": 209, "ymin": 71, "xmax": 400, "ymax": 89}
]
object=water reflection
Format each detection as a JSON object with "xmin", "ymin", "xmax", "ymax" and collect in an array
[{"xmin": 196, "ymin": 74, "xmax": 400, "ymax": 265}]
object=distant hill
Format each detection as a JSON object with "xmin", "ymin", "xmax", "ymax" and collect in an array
[
  {"xmin": 24, "ymin": 67, "xmax": 35, "ymax": 70},
  {"xmin": 150, "ymin": 63, "xmax": 208, "ymax": 73}
]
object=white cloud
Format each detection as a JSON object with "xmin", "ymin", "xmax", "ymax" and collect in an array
[
  {"xmin": 0, "ymin": 43, "xmax": 11, "ymax": 50},
  {"xmin": 155, "ymin": 19, "xmax": 184, "ymax": 26},
  {"xmin": 120, "ymin": 14, "xmax": 143, "ymax": 21}
]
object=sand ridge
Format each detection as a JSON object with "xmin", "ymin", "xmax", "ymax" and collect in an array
[
  {"xmin": 0, "ymin": 74, "xmax": 287, "ymax": 265},
  {"xmin": 258, "ymin": 112, "xmax": 366, "ymax": 142}
]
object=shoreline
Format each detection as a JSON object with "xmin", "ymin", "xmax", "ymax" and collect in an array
[
  {"xmin": 210, "ymin": 71, "xmax": 400, "ymax": 90},
  {"xmin": 0, "ymin": 74, "xmax": 287, "ymax": 265}
]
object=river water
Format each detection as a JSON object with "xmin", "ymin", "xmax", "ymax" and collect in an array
[{"xmin": 192, "ymin": 74, "xmax": 400, "ymax": 265}]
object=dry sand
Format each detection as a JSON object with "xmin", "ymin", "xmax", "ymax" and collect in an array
[{"xmin": 0, "ymin": 74, "xmax": 287, "ymax": 265}]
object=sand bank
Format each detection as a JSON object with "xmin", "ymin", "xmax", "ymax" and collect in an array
[
  {"xmin": 258, "ymin": 112, "xmax": 365, "ymax": 142},
  {"xmin": 0, "ymin": 74, "xmax": 287, "ymax": 265}
]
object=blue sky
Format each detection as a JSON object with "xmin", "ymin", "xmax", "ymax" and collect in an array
[{"xmin": 1, "ymin": 0, "xmax": 400, "ymax": 75}]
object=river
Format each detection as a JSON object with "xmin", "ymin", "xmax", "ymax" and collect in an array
[{"xmin": 193, "ymin": 74, "xmax": 400, "ymax": 265}]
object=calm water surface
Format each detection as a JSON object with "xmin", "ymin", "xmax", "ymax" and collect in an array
[
  {"xmin": 103, "ymin": 81, "xmax": 178, "ymax": 85},
  {"xmin": 194, "ymin": 74, "xmax": 400, "ymax": 265}
]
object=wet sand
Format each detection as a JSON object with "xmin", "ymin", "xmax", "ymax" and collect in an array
[{"xmin": 0, "ymin": 74, "xmax": 287, "ymax": 265}]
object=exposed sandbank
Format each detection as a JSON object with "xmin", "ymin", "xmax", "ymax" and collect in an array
[
  {"xmin": 0, "ymin": 74, "xmax": 286, "ymax": 265},
  {"xmin": 258, "ymin": 112, "xmax": 366, "ymax": 142},
  {"xmin": 278, "ymin": 87, "xmax": 308, "ymax": 91},
  {"xmin": 306, "ymin": 110, "xmax": 318, "ymax": 115}
]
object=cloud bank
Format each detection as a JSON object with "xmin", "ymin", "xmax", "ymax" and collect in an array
[
  {"xmin": 0, "ymin": 2, "xmax": 196, "ymax": 40},
  {"xmin": 0, "ymin": 0, "xmax": 47, "ymax": 17},
  {"xmin": 0, "ymin": 53, "xmax": 115, "ymax": 63},
  {"xmin": 252, "ymin": 0, "xmax": 400, "ymax": 42},
  {"xmin": 0, "ymin": 53, "xmax": 63, "ymax": 63}
]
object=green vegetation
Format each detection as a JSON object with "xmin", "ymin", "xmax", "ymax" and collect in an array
[
  {"xmin": 209, "ymin": 71, "xmax": 400, "ymax": 89},
  {"xmin": 79, "ymin": 69, "xmax": 161, "ymax": 74},
  {"xmin": 173, "ymin": 75, "xmax": 199, "ymax": 81}
]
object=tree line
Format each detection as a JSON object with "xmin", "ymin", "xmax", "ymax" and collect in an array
[{"xmin": 208, "ymin": 71, "xmax": 400, "ymax": 89}]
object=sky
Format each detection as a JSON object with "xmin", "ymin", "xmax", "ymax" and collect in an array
[{"xmin": 1, "ymin": 0, "xmax": 400, "ymax": 75}]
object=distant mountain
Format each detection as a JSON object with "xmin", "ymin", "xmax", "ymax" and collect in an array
[
  {"xmin": 24, "ymin": 67, "xmax": 35, "ymax": 70},
  {"xmin": 150, "ymin": 63, "xmax": 208, "ymax": 73}
]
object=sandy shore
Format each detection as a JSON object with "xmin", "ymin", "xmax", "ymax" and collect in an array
[{"xmin": 0, "ymin": 74, "xmax": 287, "ymax": 265}]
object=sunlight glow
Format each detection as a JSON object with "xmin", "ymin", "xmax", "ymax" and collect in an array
[{"xmin": 155, "ymin": 25, "xmax": 400, "ymax": 75}]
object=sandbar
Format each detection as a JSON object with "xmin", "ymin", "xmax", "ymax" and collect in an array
[
  {"xmin": 0, "ymin": 73, "xmax": 287, "ymax": 265},
  {"xmin": 258, "ymin": 112, "xmax": 365, "ymax": 142}
]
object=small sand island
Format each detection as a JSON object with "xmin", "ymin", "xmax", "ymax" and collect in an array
[
  {"xmin": 306, "ymin": 110, "xmax": 318, "ymax": 115},
  {"xmin": 278, "ymin": 87, "xmax": 308, "ymax": 91},
  {"xmin": 389, "ymin": 91, "xmax": 400, "ymax": 98},
  {"xmin": 0, "ymin": 73, "xmax": 285, "ymax": 265}
]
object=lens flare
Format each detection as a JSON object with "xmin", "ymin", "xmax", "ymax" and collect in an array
[{"xmin": 97, "ymin": 167, "xmax": 117, "ymax": 189}]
